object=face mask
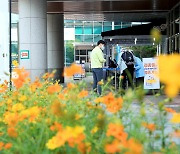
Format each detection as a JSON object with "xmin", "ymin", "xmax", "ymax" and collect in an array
[{"xmin": 101, "ymin": 45, "xmax": 105, "ymax": 50}]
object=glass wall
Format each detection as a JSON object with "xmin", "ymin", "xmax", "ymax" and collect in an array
[
  {"xmin": 64, "ymin": 20, "xmax": 149, "ymax": 64},
  {"xmin": 167, "ymin": 3, "xmax": 180, "ymax": 53}
]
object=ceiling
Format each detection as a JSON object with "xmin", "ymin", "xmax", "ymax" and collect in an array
[{"xmin": 12, "ymin": 0, "xmax": 179, "ymax": 22}]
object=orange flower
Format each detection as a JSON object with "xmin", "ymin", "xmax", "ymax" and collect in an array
[
  {"xmin": 50, "ymin": 122, "xmax": 62, "ymax": 132},
  {"xmin": 47, "ymin": 83, "xmax": 62, "ymax": 94},
  {"xmin": 67, "ymin": 133, "xmax": 85, "ymax": 148},
  {"xmin": 142, "ymin": 122, "xmax": 156, "ymax": 132},
  {"xmin": 42, "ymin": 72, "xmax": 54, "ymax": 80},
  {"xmin": 78, "ymin": 90, "xmax": 88, "ymax": 98},
  {"xmin": 105, "ymin": 139, "xmax": 121, "ymax": 153},
  {"xmin": 0, "ymin": 83, "xmax": 8, "ymax": 93},
  {"xmin": 7, "ymin": 127, "xmax": 18, "ymax": 138},
  {"xmin": 77, "ymin": 142, "xmax": 91, "ymax": 154},
  {"xmin": 106, "ymin": 123, "xmax": 127, "ymax": 142},
  {"xmin": 0, "ymin": 132, "xmax": 3, "ymax": 136},
  {"xmin": 4, "ymin": 143, "xmax": 12, "ymax": 149},
  {"xmin": 30, "ymin": 78, "xmax": 42, "ymax": 92},
  {"xmin": 0, "ymin": 142, "xmax": 4, "ymax": 151},
  {"xmin": 67, "ymin": 83, "xmax": 77, "ymax": 89},
  {"xmin": 95, "ymin": 93, "xmax": 123, "ymax": 113},
  {"xmin": 172, "ymin": 130, "xmax": 180, "ymax": 138},
  {"xmin": 12, "ymin": 67, "xmax": 29, "ymax": 89},
  {"xmin": 165, "ymin": 107, "xmax": 176, "ymax": 113},
  {"xmin": 124, "ymin": 138, "xmax": 143, "ymax": 154},
  {"xmin": 51, "ymin": 100, "xmax": 64, "ymax": 116},
  {"xmin": 64, "ymin": 63, "xmax": 84, "ymax": 77},
  {"xmin": 58, "ymin": 93, "xmax": 65, "ymax": 100}
]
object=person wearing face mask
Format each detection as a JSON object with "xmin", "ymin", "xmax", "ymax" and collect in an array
[{"xmin": 90, "ymin": 40, "xmax": 106, "ymax": 95}]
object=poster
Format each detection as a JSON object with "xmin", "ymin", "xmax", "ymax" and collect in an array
[
  {"xmin": 143, "ymin": 58, "xmax": 160, "ymax": 89},
  {"xmin": 20, "ymin": 50, "xmax": 30, "ymax": 59}
]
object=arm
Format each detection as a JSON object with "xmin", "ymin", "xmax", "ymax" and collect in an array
[
  {"xmin": 135, "ymin": 58, "xmax": 142, "ymax": 70},
  {"xmin": 97, "ymin": 50, "xmax": 106, "ymax": 63},
  {"xmin": 135, "ymin": 65, "xmax": 141, "ymax": 70}
]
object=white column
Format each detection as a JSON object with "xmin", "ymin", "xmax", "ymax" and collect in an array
[
  {"xmin": 47, "ymin": 14, "xmax": 64, "ymax": 83},
  {"xmin": 0, "ymin": 0, "xmax": 9, "ymax": 83},
  {"xmin": 19, "ymin": 0, "xmax": 47, "ymax": 81}
]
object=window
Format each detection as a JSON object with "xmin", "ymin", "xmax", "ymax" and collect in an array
[
  {"xmin": 103, "ymin": 26, "xmax": 112, "ymax": 32},
  {"xmin": 114, "ymin": 26, "xmax": 121, "ymax": 30},
  {"xmin": 75, "ymin": 27, "xmax": 83, "ymax": 34},
  {"xmin": 94, "ymin": 35, "xmax": 101, "ymax": 42},
  {"xmin": 94, "ymin": 26, "xmax": 102, "ymax": 34},
  {"xmin": 84, "ymin": 27, "xmax": 93, "ymax": 34},
  {"xmin": 84, "ymin": 35, "xmax": 93, "ymax": 42},
  {"xmin": 104, "ymin": 22, "xmax": 112, "ymax": 26},
  {"xmin": 75, "ymin": 35, "xmax": 83, "ymax": 42}
]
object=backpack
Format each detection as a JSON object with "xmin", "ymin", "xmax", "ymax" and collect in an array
[
  {"xmin": 108, "ymin": 57, "xmax": 118, "ymax": 68},
  {"xmin": 121, "ymin": 51, "xmax": 134, "ymax": 65}
]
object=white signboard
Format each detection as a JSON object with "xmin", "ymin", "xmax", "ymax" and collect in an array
[
  {"xmin": 143, "ymin": 58, "xmax": 160, "ymax": 89},
  {"xmin": 64, "ymin": 28, "xmax": 75, "ymax": 40}
]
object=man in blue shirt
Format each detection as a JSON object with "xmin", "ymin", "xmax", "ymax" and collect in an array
[{"xmin": 134, "ymin": 56, "xmax": 145, "ymax": 87}]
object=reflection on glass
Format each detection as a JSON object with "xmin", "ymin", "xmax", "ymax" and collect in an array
[
  {"xmin": 75, "ymin": 27, "xmax": 83, "ymax": 34},
  {"xmin": 75, "ymin": 35, "xmax": 83, "ymax": 42},
  {"xmin": 84, "ymin": 27, "xmax": 93, "ymax": 34},
  {"xmin": 103, "ymin": 26, "xmax": 112, "ymax": 32},
  {"xmin": 84, "ymin": 35, "xmax": 93, "ymax": 42},
  {"xmin": 94, "ymin": 27, "xmax": 102, "ymax": 34}
]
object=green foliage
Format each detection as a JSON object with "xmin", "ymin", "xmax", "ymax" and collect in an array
[
  {"xmin": 65, "ymin": 40, "xmax": 74, "ymax": 64},
  {"xmin": 131, "ymin": 46, "xmax": 157, "ymax": 59}
]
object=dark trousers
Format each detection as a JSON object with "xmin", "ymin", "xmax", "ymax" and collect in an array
[
  {"xmin": 92, "ymin": 68, "xmax": 103, "ymax": 95},
  {"xmin": 136, "ymin": 77, "xmax": 144, "ymax": 87},
  {"xmin": 121, "ymin": 65, "xmax": 134, "ymax": 89}
]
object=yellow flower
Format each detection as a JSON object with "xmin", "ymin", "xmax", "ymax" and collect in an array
[
  {"xmin": 18, "ymin": 95, "xmax": 27, "ymax": 102},
  {"xmin": 98, "ymin": 80, "xmax": 104, "ymax": 85},
  {"xmin": 46, "ymin": 136, "xmax": 65, "ymax": 150},
  {"xmin": 7, "ymin": 99, "xmax": 12, "ymax": 105},
  {"xmin": 66, "ymin": 126, "xmax": 85, "ymax": 138},
  {"xmin": 12, "ymin": 103, "xmax": 25, "ymax": 112},
  {"xmin": 12, "ymin": 60, "xmax": 19, "ymax": 67},
  {"xmin": 170, "ymin": 113, "xmax": 180, "ymax": 123},
  {"xmin": 75, "ymin": 114, "xmax": 83, "ymax": 120},
  {"xmin": 150, "ymin": 28, "xmax": 162, "ymax": 43},
  {"xmin": 158, "ymin": 54, "xmax": 180, "ymax": 98},
  {"xmin": 91, "ymin": 126, "xmax": 98, "ymax": 134},
  {"xmin": 46, "ymin": 125, "xmax": 85, "ymax": 150},
  {"xmin": 0, "ymin": 132, "xmax": 3, "ymax": 136}
]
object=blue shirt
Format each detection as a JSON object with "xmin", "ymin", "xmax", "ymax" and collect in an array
[{"xmin": 134, "ymin": 57, "xmax": 145, "ymax": 78}]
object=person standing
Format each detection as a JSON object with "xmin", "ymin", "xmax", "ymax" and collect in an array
[
  {"xmin": 134, "ymin": 56, "xmax": 145, "ymax": 87},
  {"xmin": 118, "ymin": 50, "xmax": 135, "ymax": 89},
  {"xmin": 90, "ymin": 40, "xmax": 106, "ymax": 95}
]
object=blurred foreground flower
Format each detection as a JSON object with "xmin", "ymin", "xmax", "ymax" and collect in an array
[
  {"xmin": 170, "ymin": 113, "xmax": 180, "ymax": 123},
  {"xmin": 12, "ymin": 60, "xmax": 19, "ymax": 67},
  {"xmin": 94, "ymin": 92, "xmax": 123, "ymax": 113},
  {"xmin": 158, "ymin": 54, "xmax": 180, "ymax": 98},
  {"xmin": 150, "ymin": 28, "xmax": 162, "ymax": 44},
  {"xmin": 12, "ymin": 68, "xmax": 29, "ymax": 89},
  {"xmin": 105, "ymin": 123, "xmax": 143, "ymax": 154},
  {"xmin": 64, "ymin": 63, "xmax": 84, "ymax": 77}
]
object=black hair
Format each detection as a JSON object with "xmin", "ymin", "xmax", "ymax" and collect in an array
[{"xmin": 97, "ymin": 40, "xmax": 105, "ymax": 45}]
